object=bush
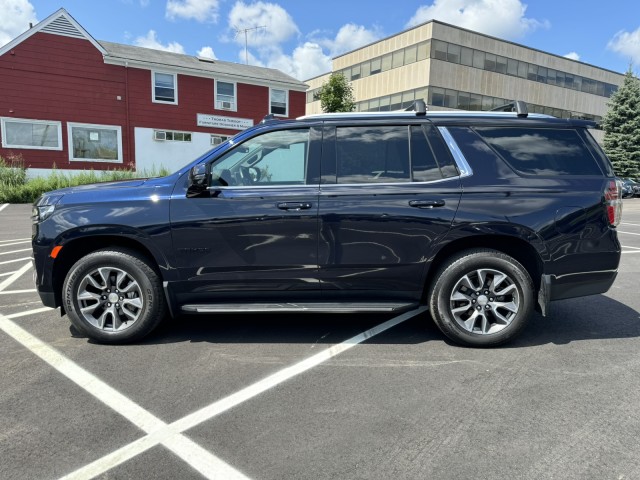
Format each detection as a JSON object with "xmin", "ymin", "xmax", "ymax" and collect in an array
[
  {"xmin": 0, "ymin": 154, "xmax": 27, "ymax": 189},
  {"xmin": 0, "ymin": 158, "xmax": 171, "ymax": 203}
]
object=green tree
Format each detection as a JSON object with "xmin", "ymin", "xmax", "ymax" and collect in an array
[
  {"xmin": 602, "ymin": 66, "xmax": 640, "ymax": 179},
  {"xmin": 315, "ymin": 73, "xmax": 355, "ymax": 113}
]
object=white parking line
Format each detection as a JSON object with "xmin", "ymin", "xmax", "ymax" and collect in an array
[
  {"xmin": 0, "ymin": 203, "xmax": 8, "ymax": 213},
  {"xmin": 621, "ymin": 222, "xmax": 640, "ymax": 227},
  {"xmin": 0, "ymin": 240, "xmax": 31, "ymax": 248},
  {"xmin": 0, "ymin": 313, "xmax": 252, "ymax": 480},
  {"xmin": 59, "ymin": 307, "xmax": 425, "ymax": 479},
  {"xmin": 0, "ymin": 262, "xmax": 31, "ymax": 291},
  {"xmin": 0, "ymin": 301, "xmax": 425, "ymax": 479},
  {"xmin": 0, "ymin": 238, "xmax": 30, "ymax": 244},
  {"xmin": 618, "ymin": 231, "xmax": 640, "ymax": 236},
  {"xmin": 0, "ymin": 271, "xmax": 16, "ymax": 277},
  {"xmin": 621, "ymin": 251, "xmax": 640, "ymax": 254},
  {"xmin": 0, "ymin": 257, "xmax": 31, "ymax": 265},
  {"xmin": 0, "ymin": 248, "xmax": 32, "ymax": 256},
  {"xmin": 0, "ymin": 289, "xmax": 37, "ymax": 295},
  {"xmin": 6, "ymin": 307, "xmax": 54, "ymax": 318}
]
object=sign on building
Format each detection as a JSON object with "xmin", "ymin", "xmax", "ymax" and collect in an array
[{"xmin": 196, "ymin": 114, "xmax": 253, "ymax": 130}]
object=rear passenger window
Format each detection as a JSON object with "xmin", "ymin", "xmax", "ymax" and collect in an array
[
  {"xmin": 333, "ymin": 124, "xmax": 458, "ymax": 184},
  {"xmin": 336, "ymin": 126, "xmax": 410, "ymax": 183},
  {"xmin": 475, "ymin": 127, "xmax": 602, "ymax": 176}
]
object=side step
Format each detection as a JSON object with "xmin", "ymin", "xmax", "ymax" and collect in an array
[{"xmin": 181, "ymin": 302, "xmax": 418, "ymax": 314}]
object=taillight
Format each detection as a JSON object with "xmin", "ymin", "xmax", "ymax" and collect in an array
[{"xmin": 604, "ymin": 180, "xmax": 622, "ymax": 226}]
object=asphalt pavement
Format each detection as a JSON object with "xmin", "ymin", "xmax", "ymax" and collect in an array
[{"xmin": 1, "ymin": 200, "xmax": 639, "ymax": 480}]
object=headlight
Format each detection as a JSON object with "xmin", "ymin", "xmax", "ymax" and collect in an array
[{"xmin": 32, "ymin": 194, "xmax": 64, "ymax": 223}]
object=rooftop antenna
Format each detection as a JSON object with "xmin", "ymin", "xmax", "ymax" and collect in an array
[{"xmin": 234, "ymin": 25, "xmax": 266, "ymax": 65}]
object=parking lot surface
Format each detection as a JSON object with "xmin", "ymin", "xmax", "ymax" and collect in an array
[{"xmin": 1, "ymin": 200, "xmax": 640, "ymax": 479}]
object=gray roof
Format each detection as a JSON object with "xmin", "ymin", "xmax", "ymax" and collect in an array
[{"xmin": 99, "ymin": 40, "xmax": 307, "ymax": 90}]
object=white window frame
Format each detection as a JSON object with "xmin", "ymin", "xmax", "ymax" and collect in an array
[
  {"xmin": 269, "ymin": 88, "xmax": 289, "ymax": 117},
  {"xmin": 67, "ymin": 122, "xmax": 123, "ymax": 163},
  {"xmin": 215, "ymin": 80, "xmax": 237, "ymax": 111},
  {"xmin": 152, "ymin": 71, "xmax": 178, "ymax": 105},
  {"xmin": 0, "ymin": 117, "xmax": 63, "ymax": 150}
]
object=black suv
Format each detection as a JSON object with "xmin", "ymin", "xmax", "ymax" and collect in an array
[{"xmin": 32, "ymin": 101, "xmax": 622, "ymax": 347}]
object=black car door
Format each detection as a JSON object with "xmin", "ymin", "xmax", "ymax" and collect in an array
[
  {"xmin": 317, "ymin": 121, "xmax": 462, "ymax": 302},
  {"xmin": 169, "ymin": 126, "xmax": 322, "ymax": 305}
]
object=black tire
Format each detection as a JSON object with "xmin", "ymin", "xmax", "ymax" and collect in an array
[
  {"xmin": 63, "ymin": 248, "xmax": 167, "ymax": 344},
  {"xmin": 428, "ymin": 248, "xmax": 534, "ymax": 347}
]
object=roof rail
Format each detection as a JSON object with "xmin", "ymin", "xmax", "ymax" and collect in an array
[
  {"xmin": 405, "ymin": 99, "xmax": 427, "ymax": 116},
  {"xmin": 261, "ymin": 113, "xmax": 276, "ymax": 124},
  {"xmin": 490, "ymin": 100, "xmax": 529, "ymax": 118}
]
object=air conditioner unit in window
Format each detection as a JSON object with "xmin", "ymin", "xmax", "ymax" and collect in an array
[
  {"xmin": 154, "ymin": 130, "xmax": 166, "ymax": 141},
  {"xmin": 217, "ymin": 101, "xmax": 233, "ymax": 110},
  {"xmin": 211, "ymin": 136, "xmax": 223, "ymax": 145}
]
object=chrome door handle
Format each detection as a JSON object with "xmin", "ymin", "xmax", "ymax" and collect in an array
[
  {"xmin": 409, "ymin": 200, "xmax": 446, "ymax": 209},
  {"xmin": 277, "ymin": 202, "xmax": 312, "ymax": 211}
]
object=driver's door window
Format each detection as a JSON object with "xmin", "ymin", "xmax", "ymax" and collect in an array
[{"xmin": 211, "ymin": 129, "xmax": 309, "ymax": 186}]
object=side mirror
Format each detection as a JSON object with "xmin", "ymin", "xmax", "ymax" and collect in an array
[{"xmin": 186, "ymin": 164, "xmax": 209, "ymax": 198}]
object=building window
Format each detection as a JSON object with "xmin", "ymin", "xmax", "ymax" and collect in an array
[
  {"xmin": 153, "ymin": 71, "xmax": 177, "ymax": 104},
  {"xmin": 215, "ymin": 81, "xmax": 236, "ymax": 111},
  {"xmin": 270, "ymin": 88, "xmax": 288, "ymax": 116},
  {"xmin": 68, "ymin": 123, "xmax": 123, "ymax": 163},
  {"xmin": 153, "ymin": 130, "xmax": 192, "ymax": 142},
  {"xmin": 0, "ymin": 117, "xmax": 62, "ymax": 150}
]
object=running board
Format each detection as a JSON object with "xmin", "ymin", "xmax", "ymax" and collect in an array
[{"xmin": 181, "ymin": 302, "xmax": 418, "ymax": 314}]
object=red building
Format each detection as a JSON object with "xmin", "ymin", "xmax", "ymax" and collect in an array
[{"xmin": 0, "ymin": 8, "xmax": 307, "ymax": 175}]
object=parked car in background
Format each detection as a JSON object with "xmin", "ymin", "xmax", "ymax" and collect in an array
[
  {"xmin": 619, "ymin": 178, "xmax": 640, "ymax": 198},
  {"xmin": 619, "ymin": 178, "xmax": 636, "ymax": 198}
]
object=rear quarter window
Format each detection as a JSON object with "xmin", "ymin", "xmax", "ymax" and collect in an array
[{"xmin": 474, "ymin": 127, "xmax": 603, "ymax": 176}]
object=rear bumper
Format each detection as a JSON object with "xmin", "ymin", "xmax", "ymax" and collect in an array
[{"xmin": 543, "ymin": 269, "xmax": 618, "ymax": 302}]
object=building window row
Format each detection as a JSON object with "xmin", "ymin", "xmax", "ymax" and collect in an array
[
  {"xmin": 306, "ymin": 39, "xmax": 617, "ymax": 104},
  {"xmin": 1, "ymin": 117, "xmax": 123, "ymax": 162},
  {"xmin": 152, "ymin": 71, "xmax": 289, "ymax": 116},
  {"xmin": 430, "ymin": 39, "xmax": 617, "ymax": 98},
  {"xmin": 153, "ymin": 130, "xmax": 192, "ymax": 142},
  {"xmin": 355, "ymin": 87, "xmax": 602, "ymax": 122}
]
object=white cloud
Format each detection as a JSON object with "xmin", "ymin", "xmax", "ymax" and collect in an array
[
  {"xmin": 166, "ymin": 0, "xmax": 220, "ymax": 23},
  {"xmin": 226, "ymin": 2, "xmax": 378, "ymax": 80},
  {"xmin": 608, "ymin": 27, "xmax": 640, "ymax": 65},
  {"xmin": 134, "ymin": 30, "xmax": 185, "ymax": 53},
  {"xmin": 0, "ymin": 0, "xmax": 37, "ymax": 47},
  {"xmin": 406, "ymin": 0, "xmax": 549, "ymax": 40},
  {"xmin": 197, "ymin": 45, "xmax": 217, "ymax": 59},
  {"xmin": 228, "ymin": 1, "xmax": 299, "ymax": 47},
  {"xmin": 563, "ymin": 51, "xmax": 580, "ymax": 61},
  {"xmin": 318, "ymin": 23, "xmax": 381, "ymax": 57},
  {"xmin": 259, "ymin": 42, "xmax": 332, "ymax": 80}
]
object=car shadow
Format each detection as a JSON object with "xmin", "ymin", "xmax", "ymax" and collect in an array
[{"xmin": 69, "ymin": 293, "xmax": 640, "ymax": 348}]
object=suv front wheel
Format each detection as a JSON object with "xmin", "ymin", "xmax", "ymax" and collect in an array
[
  {"xmin": 63, "ymin": 248, "xmax": 166, "ymax": 344},
  {"xmin": 428, "ymin": 249, "xmax": 534, "ymax": 347}
]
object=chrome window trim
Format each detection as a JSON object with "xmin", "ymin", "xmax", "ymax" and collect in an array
[{"xmin": 438, "ymin": 126, "xmax": 473, "ymax": 178}]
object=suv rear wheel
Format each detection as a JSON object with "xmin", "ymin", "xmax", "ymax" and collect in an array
[
  {"xmin": 63, "ymin": 248, "xmax": 166, "ymax": 344},
  {"xmin": 428, "ymin": 249, "xmax": 534, "ymax": 347}
]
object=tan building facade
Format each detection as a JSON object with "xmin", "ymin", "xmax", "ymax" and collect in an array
[{"xmin": 306, "ymin": 20, "xmax": 624, "ymax": 129}]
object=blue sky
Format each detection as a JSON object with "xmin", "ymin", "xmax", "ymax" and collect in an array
[{"xmin": 2, "ymin": 0, "xmax": 640, "ymax": 80}]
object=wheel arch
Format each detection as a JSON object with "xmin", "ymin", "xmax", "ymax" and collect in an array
[
  {"xmin": 51, "ymin": 234, "xmax": 167, "ymax": 313},
  {"xmin": 425, "ymin": 234, "xmax": 545, "ymax": 299}
]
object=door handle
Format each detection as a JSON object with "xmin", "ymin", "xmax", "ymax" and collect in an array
[
  {"xmin": 277, "ymin": 202, "xmax": 313, "ymax": 211},
  {"xmin": 409, "ymin": 199, "xmax": 446, "ymax": 209}
]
